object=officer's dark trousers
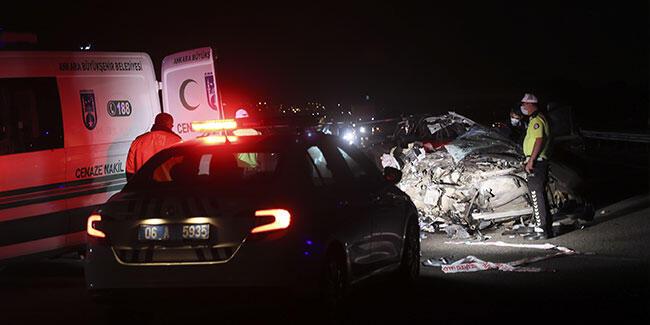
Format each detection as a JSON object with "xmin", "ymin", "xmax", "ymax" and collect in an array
[{"xmin": 527, "ymin": 160, "xmax": 552, "ymax": 235}]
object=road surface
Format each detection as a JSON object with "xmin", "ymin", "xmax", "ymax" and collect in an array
[{"xmin": 0, "ymin": 195, "xmax": 648, "ymax": 324}]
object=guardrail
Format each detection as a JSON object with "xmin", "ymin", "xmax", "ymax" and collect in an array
[{"xmin": 580, "ymin": 130, "xmax": 650, "ymax": 144}]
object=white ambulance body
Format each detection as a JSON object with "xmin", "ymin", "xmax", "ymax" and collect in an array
[{"xmin": 0, "ymin": 48, "xmax": 222, "ymax": 262}]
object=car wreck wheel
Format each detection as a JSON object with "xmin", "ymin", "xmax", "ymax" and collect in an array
[{"xmin": 399, "ymin": 218, "xmax": 420, "ymax": 283}]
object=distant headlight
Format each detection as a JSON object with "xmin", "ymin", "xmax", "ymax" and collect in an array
[{"xmin": 343, "ymin": 132, "xmax": 355, "ymax": 144}]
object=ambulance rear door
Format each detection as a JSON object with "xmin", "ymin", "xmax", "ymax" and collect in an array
[{"xmin": 161, "ymin": 47, "xmax": 223, "ymax": 140}]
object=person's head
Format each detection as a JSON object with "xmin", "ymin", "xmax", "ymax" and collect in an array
[
  {"xmin": 235, "ymin": 108, "xmax": 249, "ymax": 120},
  {"xmin": 510, "ymin": 106, "xmax": 524, "ymax": 126},
  {"xmin": 520, "ymin": 93, "xmax": 539, "ymax": 116},
  {"xmin": 153, "ymin": 113, "xmax": 174, "ymax": 130}
]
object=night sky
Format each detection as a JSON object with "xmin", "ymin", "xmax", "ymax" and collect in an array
[{"xmin": 2, "ymin": 1, "xmax": 648, "ymax": 127}]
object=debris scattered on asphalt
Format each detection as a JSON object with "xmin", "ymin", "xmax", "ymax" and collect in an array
[
  {"xmin": 501, "ymin": 225, "xmax": 537, "ymax": 236},
  {"xmin": 443, "ymin": 240, "xmax": 574, "ymax": 253},
  {"xmin": 444, "ymin": 224, "xmax": 471, "ymax": 239},
  {"xmin": 422, "ymin": 257, "xmax": 453, "ymax": 267},
  {"xmin": 422, "ymin": 241, "xmax": 578, "ymax": 273},
  {"xmin": 433, "ymin": 255, "xmax": 543, "ymax": 273}
]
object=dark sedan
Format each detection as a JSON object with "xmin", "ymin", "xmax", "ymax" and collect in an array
[{"xmin": 85, "ymin": 132, "xmax": 419, "ymax": 302}]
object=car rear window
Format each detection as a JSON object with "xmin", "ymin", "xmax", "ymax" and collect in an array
[{"xmin": 129, "ymin": 148, "xmax": 281, "ymax": 189}]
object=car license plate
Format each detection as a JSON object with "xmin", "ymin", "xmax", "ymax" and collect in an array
[
  {"xmin": 182, "ymin": 224, "xmax": 209, "ymax": 240},
  {"xmin": 139, "ymin": 225, "xmax": 170, "ymax": 241}
]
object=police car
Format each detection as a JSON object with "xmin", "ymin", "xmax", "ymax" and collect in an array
[{"xmin": 85, "ymin": 120, "xmax": 420, "ymax": 300}]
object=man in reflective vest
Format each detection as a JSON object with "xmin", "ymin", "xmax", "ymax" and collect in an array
[
  {"xmin": 232, "ymin": 108, "xmax": 261, "ymax": 168},
  {"xmin": 126, "ymin": 113, "xmax": 182, "ymax": 180},
  {"xmin": 520, "ymin": 93, "xmax": 552, "ymax": 240}
]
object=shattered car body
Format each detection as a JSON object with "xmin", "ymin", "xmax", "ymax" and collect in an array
[
  {"xmin": 392, "ymin": 112, "xmax": 475, "ymax": 151},
  {"xmin": 378, "ymin": 112, "xmax": 591, "ymax": 233}
]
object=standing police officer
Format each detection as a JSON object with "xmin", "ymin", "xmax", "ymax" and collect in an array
[{"xmin": 520, "ymin": 93, "xmax": 552, "ymax": 240}]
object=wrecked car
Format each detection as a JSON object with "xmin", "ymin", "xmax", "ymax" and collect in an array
[
  {"xmin": 377, "ymin": 112, "xmax": 593, "ymax": 234},
  {"xmin": 363, "ymin": 112, "xmax": 474, "ymax": 170}
]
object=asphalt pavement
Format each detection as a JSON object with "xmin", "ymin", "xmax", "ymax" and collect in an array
[
  {"xmin": 418, "ymin": 194, "xmax": 650, "ymax": 319},
  {"xmin": 0, "ymin": 194, "xmax": 648, "ymax": 324}
]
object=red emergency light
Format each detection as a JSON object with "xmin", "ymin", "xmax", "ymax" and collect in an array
[
  {"xmin": 201, "ymin": 135, "xmax": 238, "ymax": 144},
  {"xmin": 191, "ymin": 119, "xmax": 237, "ymax": 132}
]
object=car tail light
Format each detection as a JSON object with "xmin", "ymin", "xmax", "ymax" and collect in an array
[
  {"xmin": 251, "ymin": 209, "xmax": 291, "ymax": 234},
  {"xmin": 87, "ymin": 214, "xmax": 106, "ymax": 238}
]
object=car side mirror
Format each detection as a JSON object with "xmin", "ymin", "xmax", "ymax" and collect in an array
[{"xmin": 383, "ymin": 166, "xmax": 402, "ymax": 185}]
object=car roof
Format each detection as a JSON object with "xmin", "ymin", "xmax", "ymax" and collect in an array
[{"xmin": 168, "ymin": 132, "xmax": 338, "ymax": 152}]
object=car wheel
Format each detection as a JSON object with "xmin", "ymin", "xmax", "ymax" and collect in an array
[
  {"xmin": 321, "ymin": 249, "xmax": 347, "ymax": 310},
  {"xmin": 398, "ymin": 217, "xmax": 420, "ymax": 283}
]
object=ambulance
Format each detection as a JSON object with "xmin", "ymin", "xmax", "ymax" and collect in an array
[{"xmin": 0, "ymin": 47, "xmax": 223, "ymax": 263}]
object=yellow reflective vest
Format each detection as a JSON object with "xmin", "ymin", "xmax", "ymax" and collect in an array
[{"xmin": 523, "ymin": 111, "xmax": 550, "ymax": 159}]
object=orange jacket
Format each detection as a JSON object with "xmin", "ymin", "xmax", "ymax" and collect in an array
[{"xmin": 126, "ymin": 129, "xmax": 181, "ymax": 176}]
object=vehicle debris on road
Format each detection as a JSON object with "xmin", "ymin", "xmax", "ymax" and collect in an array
[
  {"xmin": 443, "ymin": 240, "xmax": 574, "ymax": 253},
  {"xmin": 444, "ymin": 224, "xmax": 472, "ymax": 240},
  {"xmin": 422, "ymin": 241, "xmax": 578, "ymax": 273}
]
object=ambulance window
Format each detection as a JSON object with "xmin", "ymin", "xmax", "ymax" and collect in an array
[{"xmin": 0, "ymin": 77, "xmax": 63, "ymax": 156}]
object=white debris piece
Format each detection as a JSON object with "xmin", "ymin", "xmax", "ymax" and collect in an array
[
  {"xmin": 444, "ymin": 240, "xmax": 575, "ymax": 254},
  {"xmin": 416, "ymin": 148, "xmax": 427, "ymax": 161},
  {"xmin": 439, "ymin": 255, "xmax": 538, "ymax": 273},
  {"xmin": 380, "ymin": 153, "xmax": 400, "ymax": 169},
  {"xmin": 423, "ymin": 187, "xmax": 442, "ymax": 206}
]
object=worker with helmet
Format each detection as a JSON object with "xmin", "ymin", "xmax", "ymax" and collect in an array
[
  {"xmin": 232, "ymin": 108, "xmax": 261, "ymax": 168},
  {"xmin": 520, "ymin": 93, "xmax": 552, "ymax": 240},
  {"xmin": 126, "ymin": 113, "xmax": 182, "ymax": 180}
]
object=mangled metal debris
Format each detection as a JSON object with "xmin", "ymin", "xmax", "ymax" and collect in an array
[
  {"xmin": 443, "ymin": 224, "xmax": 472, "ymax": 240},
  {"xmin": 373, "ymin": 112, "xmax": 591, "ymax": 235},
  {"xmin": 383, "ymin": 113, "xmax": 530, "ymax": 232}
]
